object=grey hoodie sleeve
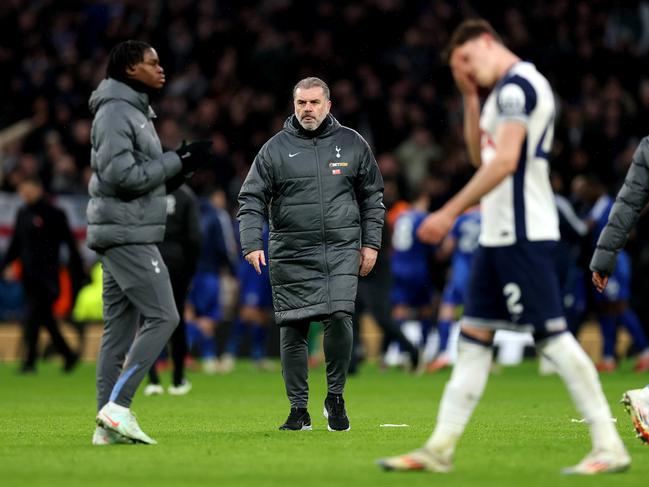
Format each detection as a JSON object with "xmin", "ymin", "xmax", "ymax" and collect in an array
[
  {"xmin": 237, "ymin": 151, "xmax": 273, "ymax": 256},
  {"xmin": 355, "ymin": 139, "xmax": 385, "ymax": 250},
  {"xmin": 93, "ymin": 104, "xmax": 181, "ymax": 200},
  {"xmin": 590, "ymin": 137, "xmax": 649, "ymax": 275}
]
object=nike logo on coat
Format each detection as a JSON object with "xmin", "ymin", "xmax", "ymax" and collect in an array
[
  {"xmin": 139, "ymin": 122, "xmax": 146, "ymax": 129},
  {"xmin": 288, "ymin": 152, "xmax": 300, "ymax": 157}
]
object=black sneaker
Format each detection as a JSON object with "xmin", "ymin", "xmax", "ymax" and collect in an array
[
  {"xmin": 408, "ymin": 348, "xmax": 424, "ymax": 374},
  {"xmin": 18, "ymin": 364, "xmax": 36, "ymax": 375},
  {"xmin": 323, "ymin": 394, "xmax": 350, "ymax": 431},
  {"xmin": 279, "ymin": 407, "xmax": 312, "ymax": 431},
  {"xmin": 63, "ymin": 353, "xmax": 80, "ymax": 373}
]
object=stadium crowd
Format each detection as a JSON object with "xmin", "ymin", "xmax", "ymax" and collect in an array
[{"xmin": 2, "ymin": 0, "xmax": 649, "ymax": 365}]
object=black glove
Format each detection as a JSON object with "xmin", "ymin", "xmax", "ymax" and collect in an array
[
  {"xmin": 165, "ymin": 171, "xmax": 188, "ymax": 193},
  {"xmin": 176, "ymin": 140, "xmax": 217, "ymax": 174}
]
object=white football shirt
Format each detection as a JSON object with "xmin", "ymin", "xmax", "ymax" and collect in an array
[{"xmin": 478, "ymin": 61, "xmax": 559, "ymax": 246}]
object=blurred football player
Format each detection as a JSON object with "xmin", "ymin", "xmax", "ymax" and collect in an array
[
  {"xmin": 378, "ymin": 19, "xmax": 629, "ymax": 475},
  {"xmin": 426, "ymin": 206, "xmax": 480, "ymax": 372},
  {"xmin": 389, "ymin": 189, "xmax": 435, "ymax": 368},
  {"xmin": 221, "ymin": 225, "xmax": 274, "ymax": 372}
]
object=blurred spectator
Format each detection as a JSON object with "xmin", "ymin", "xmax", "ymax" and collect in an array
[
  {"xmin": 0, "ymin": 177, "xmax": 83, "ymax": 373},
  {"xmin": 394, "ymin": 127, "xmax": 442, "ymax": 195}
]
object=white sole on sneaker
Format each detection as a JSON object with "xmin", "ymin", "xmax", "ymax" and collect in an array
[
  {"xmin": 377, "ymin": 448, "xmax": 452, "ymax": 473},
  {"xmin": 278, "ymin": 424, "xmax": 312, "ymax": 431},
  {"xmin": 143, "ymin": 384, "xmax": 164, "ymax": 396},
  {"xmin": 92, "ymin": 426, "xmax": 134, "ymax": 445},
  {"xmin": 168, "ymin": 381, "xmax": 192, "ymax": 396},
  {"xmin": 561, "ymin": 449, "xmax": 631, "ymax": 475},
  {"xmin": 323, "ymin": 407, "xmax": 351, "ymax": 431}
]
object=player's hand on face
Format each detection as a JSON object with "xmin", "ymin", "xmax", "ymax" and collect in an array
[
  {"xmin": 359, "ymin": 247, "xmax": 378, "ymax": 277},
  {"xmin": 245, "ymin": 250, "xmax": 266, "ymax": 275},
  {"xmin": 417, "ymin": 209, "xmax": 455, "ymax": 245},
  {"xmin": 592, "ymin": 271, "xmax": 609, "ymax": 293},
  {"xmin": 450, "ymin": 51, "xmax": 477, "ymax": 96}
]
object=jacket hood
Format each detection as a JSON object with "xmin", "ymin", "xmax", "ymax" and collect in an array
[
  {"xmin": 283, "ymin": 113, "xmax": 340, "ymax": 139},
  {"xmin": 89, "ymin": 78, "xmax": 152, "ymax": 116}
]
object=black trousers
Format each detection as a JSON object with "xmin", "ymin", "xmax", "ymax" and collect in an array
[
  {"xmin": 280, "ymin": 312, "xmax": 353, "ymax": 408},
  {"xmin": 23, "ymin": 286, "xmax": 74, "ymax": 368},
  {"xmin": 148, "ymin": 261, "xmax": 191, "ymax": 386}
]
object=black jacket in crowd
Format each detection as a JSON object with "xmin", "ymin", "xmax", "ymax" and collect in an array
[
  {"xmin": 0, "ymin": 197, "xmax": 84, "ymax": 298},
  {"xmin": 237, "ymin": 114, "xmax": 385, "ymax": 324}
]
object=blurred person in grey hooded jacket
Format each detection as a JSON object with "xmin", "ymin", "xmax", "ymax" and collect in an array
[
  {"xmin": 591, "ymin": 136, "xmax": 649, "ymax": 445},
  {"xmin": 87, "ymin": 40, "xmax": 217, "ymax": 446}
]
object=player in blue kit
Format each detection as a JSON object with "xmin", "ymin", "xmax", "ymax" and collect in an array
[
  {"xmin": 426, "ymin": 206, "xmax": 480, "ymax": 373},
  {"xmin": 378, "ymin": 19, "xmax": 629, "ymax": 475},
  {"xmin": 186, "ymin": 190, "xmax": 238, "ymax": 374},
  {"xmin": 221, "ymin": 225, "xmax": 274, "ymax": 372},
  {"xmin": 390, "ymin": 190, "xmax": 435, "ymax": 361}
]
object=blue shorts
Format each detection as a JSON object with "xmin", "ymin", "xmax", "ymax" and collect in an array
[
  {"xmin": 442, "ymin": 281, "xmax": 464, "ymax": 307},
  {"xmin": 593, "ymin": 251, "xmax": 631, "ymax": 303},
  {"xmin": 442, "ymin": 259, "xmax": 472, "ymax": 306},
  {"xmin": 463, "ymin": 242, "xmax": 567, "ymax": 334},
  {"xmin": 391, "ymin": 275, "xmax": 434, "ymax": 308},
  {"xmin": 188, "ymin": 271, "xmax": 221, "ymax": 321},
  {"xmin": 237, "ymin": 261, "xmax": 273, "ymax": 308}
]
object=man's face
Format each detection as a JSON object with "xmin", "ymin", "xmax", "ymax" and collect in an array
[
  {"xmin": 453, "ymin": 35, "xmax": 498, "ymax": 88},
  {"xmin": 17, "ymin": 181, "xmax": 42, "ymax": 205},
  {"xmin": 126, "ymin": 48, "xmax": 165, "ymax": 89},
  {"xmin": 294, "ymin": 86, "xmax": 331, "ymax": 131}
]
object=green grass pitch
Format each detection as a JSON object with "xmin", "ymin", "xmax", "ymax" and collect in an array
[{"xmin": 0, "ymin": 359, "xmax": 646, "ymax": 486}]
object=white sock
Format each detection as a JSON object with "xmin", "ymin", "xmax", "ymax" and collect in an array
[
  {"xmin": 539, "ymin": 332, "xmax": 624, "ymax": 452},
  {"xmin": 425, "ymin": 336, "xmax": 492, "ymax": 457}
]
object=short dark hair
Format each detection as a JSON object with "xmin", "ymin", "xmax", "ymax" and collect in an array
[
  {"xmin": 106, "ymin": 40, "xmax": 152, "ymax": 80},
  {"xmin": 293, "ymin": 77, "xmax": 330, "ymax": 100},
  {"xmin": 442, "ymin": 19, "xmax": 503, "ymax": 63},
  {"xmin": 19, "ymin": 176, "xmax": 43, "ymax": 188}
]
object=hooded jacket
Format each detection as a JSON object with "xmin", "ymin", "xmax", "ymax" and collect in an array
[
  {"xmin": 86, "ymin": 78, "xmax": 181, "ymax": 251},
  {"xmin": 238, "ymin": 114, "xmax": 385, "ymax": 324}
]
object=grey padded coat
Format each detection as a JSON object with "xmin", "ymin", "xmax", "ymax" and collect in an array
[
  {"xmin": 238, "ymin": 114, "xmax": 385, "ymax": 324},
  {"xmin": 86, "ymin": 78, "xmax": 182, "ymax": 252}
]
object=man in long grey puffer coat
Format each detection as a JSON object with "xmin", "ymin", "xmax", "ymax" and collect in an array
[
  {"xmin": 88, "ymin": 40, "xmax": 215, "ymax": 445},
  {"xmin": 238, "ymin": 77, "xmax": 385, "ymax": 432}
]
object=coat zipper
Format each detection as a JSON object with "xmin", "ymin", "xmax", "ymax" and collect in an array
[{"xmin": 313, "ymin": 138, "xmax": 331, "ymax": 314}]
